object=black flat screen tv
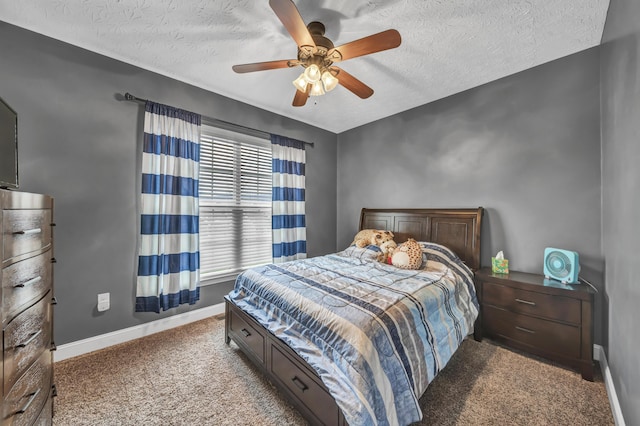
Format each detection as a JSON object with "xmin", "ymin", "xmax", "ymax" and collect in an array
[{"xmin": 0, "ymin": 96, "xmax": 18, "ymax": 189}]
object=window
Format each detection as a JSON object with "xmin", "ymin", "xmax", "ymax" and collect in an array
[{"xmin": 199, "ymin": 124, "xmax": 272, "ymax": 283}]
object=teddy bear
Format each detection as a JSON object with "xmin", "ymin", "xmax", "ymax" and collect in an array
[
  {"xmin": 377, "ymin": 240, "xmax": 398, "ymax": 263},
  {"xmin": 391, "ymin": 238, "xmax": 423, "ymax": 269},
  {"xmin": 351, "ymin": 229, "xmax": 395, "ymax": 248}
]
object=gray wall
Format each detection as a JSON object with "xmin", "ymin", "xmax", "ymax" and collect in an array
[
  {"xmin": 337, "ymin": 48, "xmax": 605, "ymax": 344},
  {"xmin": 0, "ymin": 22, "xmax": 337, "ymax": 345},
  {"xmin": 601, "ymin": 0, "xmax": 640, "ymax": 424}
]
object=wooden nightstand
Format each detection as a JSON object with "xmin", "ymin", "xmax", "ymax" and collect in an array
[{"xmin": 474, "ymin": 268, "xmax": 594, "ymax": 381}]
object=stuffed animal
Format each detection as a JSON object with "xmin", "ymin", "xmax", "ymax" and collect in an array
[
  {"xmin": 351, "ymin": 229, "xmax": 395, "ymax": 248},
  {"xmin": 391, "ymin": 238, "xmax": 423, "ymax": 269},
  {"xmin": 377, "ymin": 240, "xmax": 398, "ymax": 263}
]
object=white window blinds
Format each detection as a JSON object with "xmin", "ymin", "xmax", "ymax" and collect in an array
[{"xmin": 199, "ymin": 125, "xmax": 272, "ymax": 282}]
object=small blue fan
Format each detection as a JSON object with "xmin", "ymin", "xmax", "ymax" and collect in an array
[{"xmin": 544, "ymin": 248, "xmax": 580, "ymax": 284}]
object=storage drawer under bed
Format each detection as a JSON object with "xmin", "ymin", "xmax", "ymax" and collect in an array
[
  {"xmin": 225, "ymin": 300, "xmax": 347, "ymax": 426},
  {"xmin": 269, "ymin": 343, "xmax": 340, "ymax": 426},
  {"xmin": 227, "ymin": 305, "xmax": 265, "ymax": 364}
]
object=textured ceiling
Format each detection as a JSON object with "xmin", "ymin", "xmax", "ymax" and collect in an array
[{"xmin": 0, "ymin": 0, "xmax": 609, "ymax": 133}]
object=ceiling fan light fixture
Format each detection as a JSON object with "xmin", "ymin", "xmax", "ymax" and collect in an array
[
  {"xmin": 233, "ymin": 2, "xmax": 401, "ymax": 107},
  {"xmin": 292, "ymin": 73, "xmax": 308, "ymax": 92},
  {"xmin": 309, "ymin": 81, "xmax": 325, "ymax": 96},
  {"xmin": 321, "ymin": 71, "xmax": 339, "ymax": 92},
  {"xmin": 303, "ymin": 64, "xmax": 321, "ymax": 83}
]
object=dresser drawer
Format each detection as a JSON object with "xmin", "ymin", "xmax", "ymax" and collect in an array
[
  {"xmin": 2, "ymin": 251, "xmax": 53, "ymax": 323},
  {"xmin": 2, "ymin": 350, "xmax": 52, "ymax": 426},
  {"xmin": 2, "ymin": 209, "xmax": 52, "ymax": 262},
  {"xmin": 269, "ymin": 344, "xmax": 339, "ymax": 426},
  {"xmin": 483, "ymin": 281, "xmax": 581, "ymax": 324},
  {"xmin": 32, "ymin": 391, "xmax": 53, "ymax": 426},
  {"xmin": 484, "ymin": 305, "xmax": 580, "ymax": 359},
  {"xmin": 228, "ymin": 308, "xmax": 265, "ymax": 364},
  {"xmin": 3, "ymin": 292, "xmax": 53, "ymax": 395}
]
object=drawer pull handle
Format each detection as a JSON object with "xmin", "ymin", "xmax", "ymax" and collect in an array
[
  {"xmin": 13, "ymin": 227, "xmax": 42, "ymax": 235},
  {"xmin": 16, "ymin": 330, "xmax": 43, "ymax": 349},
  {"xmin": 51, "ymin": 297, "xmax": 58, "ymax": 305},
  {"xmin": 14, "ymin": 276, "xmax": 42, "ymax": 288},
  {"xmin": 515, "ymin": 326, "xmax": 536, "ymax": 334},
  {"xmin": 241, "ymin": 328, "xmax": 251, "ymax": 338},
  {"xmin": 515, "ymin": 298, "xmax": 536, "ymax": 306},
  {"xmin": 291, "ymin": 376, "xmax": 309, "ymax": 392},
  {"xmin": 50, "ymin": 341, "xmax": 57, "ymax": 352},
  {"xmin": 15, "ymin": 389, "xmax": 40, "ymax": 415}
]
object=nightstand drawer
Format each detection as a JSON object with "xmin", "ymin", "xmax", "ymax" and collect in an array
[
  {"xmin": 483, "ymin": 281, "xmax": 581, "ymax": 324},
  {"xmin": 484, "ymin": 305, "xmax": 580, "ymax": 359}
]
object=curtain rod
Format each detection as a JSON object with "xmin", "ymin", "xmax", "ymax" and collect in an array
[{"xmin": 123, "ymin": 92, "xmax": 314, "ymax": 148}]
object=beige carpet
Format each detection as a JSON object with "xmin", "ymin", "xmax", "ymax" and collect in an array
[{"xmin": 53, "ymin": 316, "xmax": 614, "ymax": 425}]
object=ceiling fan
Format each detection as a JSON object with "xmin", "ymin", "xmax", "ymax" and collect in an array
[{"xmin": 232, "ymin": 0, "xmax": 402, "ymax": 107}]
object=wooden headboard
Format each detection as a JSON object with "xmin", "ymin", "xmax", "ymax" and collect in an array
[{"xmin": 359, "ymin": 207, "xmax": 484, "ymax": 271}]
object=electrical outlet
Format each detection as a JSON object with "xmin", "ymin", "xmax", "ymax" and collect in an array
[{"xmin": 97, "ymin": 292, "xmax": 110, "ymax": 312}]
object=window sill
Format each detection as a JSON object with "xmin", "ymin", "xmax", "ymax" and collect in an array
[{"xmin": 200, "ymin": 273, "xmax": 239, "ymax": 286}]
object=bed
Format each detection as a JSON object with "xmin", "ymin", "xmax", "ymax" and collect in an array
[{"xmin": 224, "ymin": 207, "xmax": 484, "ymax": 426}]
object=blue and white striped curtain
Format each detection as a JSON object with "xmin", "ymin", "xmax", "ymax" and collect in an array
[
  {"xmin": 136, "ymin": 101, "xmax": 201, "ymax": 313},
  {"xmin": 271, "ymin": 135, "xmax": 306, "ymax": 262}
]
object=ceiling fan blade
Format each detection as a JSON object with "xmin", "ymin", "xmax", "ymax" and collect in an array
[
  {"xmin": 332, "ymin": 67, "xmax": 374, "ymax": 99},
  {"xmin": 232, "ymin": 59, "xmax": 300, "ymax": 73},
  {"xmin": 329, "ymin": 29, "xmax": 401, "ymax": 62},
  {"xmin": 269, "ymin": 0, "xmax": 316, "ymax": 50},
  {"xmin": 292, "ymin": 84, "xmax": 310, "ymax": 107}
]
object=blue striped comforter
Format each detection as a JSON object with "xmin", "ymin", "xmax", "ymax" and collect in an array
[{"xmin": 226, "ymin": 243, "xmax": 479, "ymax": 426}]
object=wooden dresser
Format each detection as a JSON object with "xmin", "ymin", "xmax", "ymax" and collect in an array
[
  {"xmin": 1, "ymin": 189, "xmax": 56, "ymax": 425},
  {"xmin": 474, "ymin": 267, "xmax": 594, "ymax": 380}
]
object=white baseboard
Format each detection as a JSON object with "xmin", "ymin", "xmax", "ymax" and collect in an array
[
  {"xmin": 54, "ymin": 303, "xmax": 225, "ymax": 362},
  {"xmin": 594, "ymin": 344, "xmax": 626, "ymax": 426}
]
